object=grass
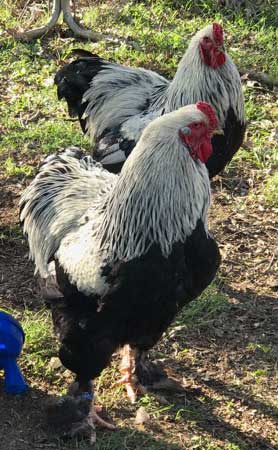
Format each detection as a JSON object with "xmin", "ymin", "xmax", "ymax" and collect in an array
[
  {"xmin": 71, "ymin": 429, "xmax": 183, "ymax": 450},
  {"xmin": 262, "ymin": 172, "xmax": 278, "ymax": 207},
  {"xmin": 20, "ymin": 310, "xmax": 57, "ymax": 378},
  {"xmin": 178, "ymin": 285, "xmax": 229, "ymax": 329},
  {"xmin": 1, "ymin": 0, "xmax": 277, "ymax": 192},
  {"xmin": 247, "ymin": 342, "xmax": 272, "ymax": 354},
  {"xmin": 3, "ymin": 156, "xmax": 34, "ymax": 177}
]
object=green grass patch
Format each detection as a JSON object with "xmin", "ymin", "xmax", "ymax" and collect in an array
[
  {"xmin": 3, "ymin": 156, "xmax": 34, "ymax": 177},
  {"xmin": 249, "ymin": 368, "xmax": 268, "ymax": 380},
  {"xmin": 177, "ymin": 284, "xmax": 230, "ymax": 328},
  {"xmin": 138, "ymin": 393, "xmax": 175, "ymax": 419},
  {"xmin": 190, "ymin": 435, "xmax": 247, "ymax": 450},
  {"xmin": 261, "ymin": 172, "xmax": 278, "ymax": 207},
  {"xmin": 247, "ymin": 342, "xmax": 272, "ymax": 353},
  {"xmin": 20, "ymin": 309, "xmax": 58, "ymax": 377}
]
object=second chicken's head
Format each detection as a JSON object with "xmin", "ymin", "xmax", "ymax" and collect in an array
[{"xmin": 198, "ymin": 23, "xmax": 226, "ymax": 69}]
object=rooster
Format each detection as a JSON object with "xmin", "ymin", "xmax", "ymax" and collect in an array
[
  {"xmin": 20, "ymin": 102, "xmax": 221, "ymax": 440},
  {"xmin": 55, "ymin": 23, "xmax": 246, "ymax": 178}
]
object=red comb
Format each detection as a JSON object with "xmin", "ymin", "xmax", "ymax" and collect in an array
[
  {"xmin": 196, "ymin": 102, "xmax": 218, "ymax": 130},
  {"xmin": 213, "ymin": 23, "xmax": 224, "ymax": 46}
]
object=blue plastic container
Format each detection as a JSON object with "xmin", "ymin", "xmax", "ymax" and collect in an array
[{"xmin": 0, "ymin": 310, "xmax": 28, "ymax": 394}]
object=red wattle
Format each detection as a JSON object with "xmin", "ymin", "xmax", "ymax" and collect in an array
[
  {"xmin": 198, "ymin": 140, "xmax": 213, "ymax": 164},
  {"xmin": 217, "ymin": 51, "xmax": 226, "ymax": 66},
  {"xmin": 200, "ymin": 45, "xmax": 226, "ymax": 69},
  {"xmin": 210, "ymin": 48, "xmax": 226, "ymax": 69}
]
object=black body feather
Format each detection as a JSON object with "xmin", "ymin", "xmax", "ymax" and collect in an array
[
  {"xmin": 48, "ymin": 220, "xmax": 220, "ymax": 384},
  {"xmin": 55, "ymin": 56, "xmax": 106, "ymax": 133},
  {"xmin": 208, "ymin": 107, "xmax": 246, "ymax": 177}
]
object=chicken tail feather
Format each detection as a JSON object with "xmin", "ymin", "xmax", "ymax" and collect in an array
[{"xmin": 20, "ymin": 147, "xmax": 116, "ymax": 277}]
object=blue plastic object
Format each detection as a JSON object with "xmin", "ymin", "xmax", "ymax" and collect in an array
[{"xmin": 0, "ymin": 310, "xmax": 28, "ymax": 394}]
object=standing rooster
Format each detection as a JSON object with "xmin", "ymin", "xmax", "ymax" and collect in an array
[
  {"xmin": 55, "ymin": 23, "xmax": 246, "ymax": 178},
  {"xmin": 20, "ymin": 102, "xmax": 221, "ymax": 440}
]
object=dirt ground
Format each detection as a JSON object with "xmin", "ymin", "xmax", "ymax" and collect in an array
[{"xmin": 1, "ymin": 160, "xmax": 278, "ymax": 450}]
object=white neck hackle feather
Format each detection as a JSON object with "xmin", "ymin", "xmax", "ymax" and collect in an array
[
  {"xmin": 94, "ymin": 105, "xmax": 211, "ymax": 262},
  {"xmin": 162, "ymin": 24, "xmax": 245, "ymax": 126}
]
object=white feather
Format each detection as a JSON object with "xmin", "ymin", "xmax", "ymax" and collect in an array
[
  {"xmin": 20, "ymin": 149, "xmax": 116, "ymax": 278},
  {"xmin": 83, "ymin": 64, "xmax": 168, "ymax": 141}
]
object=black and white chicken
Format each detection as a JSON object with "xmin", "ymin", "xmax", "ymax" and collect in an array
[
  {"xmin": 20, "ymin": 102, "xmax": 221, "ymax": 440},
  {"xmin": 55, "ymin": 23, "xmax": 246, "ymax": 178}
]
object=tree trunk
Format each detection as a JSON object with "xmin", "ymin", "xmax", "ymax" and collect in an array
[
  {"xmin": 61, "ymin": 0, "xmax": 103, "ymax": 41},
  {"xmin": 10, "ymin": 0, "xmax": 107, "ymax": 42}
]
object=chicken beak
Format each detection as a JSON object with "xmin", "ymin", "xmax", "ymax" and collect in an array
[{"xmin": 212, "ymin": 128, "xmax": 224, "ymax": 136}]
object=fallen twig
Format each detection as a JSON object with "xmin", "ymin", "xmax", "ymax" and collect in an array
[{"xmin": 263, "ymin": 248, "xmax": 277, "ymax": 273}]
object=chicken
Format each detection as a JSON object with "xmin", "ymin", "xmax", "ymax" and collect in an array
[
  {"xmin": 20, "ymin": 102, "xmax": 221, "ymax": 440},
  {"xmin": 55, "ymin": 23, "xmax": 246, "ymax": 178}
]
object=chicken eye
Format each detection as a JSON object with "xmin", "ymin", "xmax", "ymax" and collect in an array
[{"xmin": 202, "ymin": 36, "xmax": 212, "ymax": 47}]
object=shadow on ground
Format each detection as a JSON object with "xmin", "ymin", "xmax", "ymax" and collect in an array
[{"xmin": 0, "ymin": 380, "xmax": 184, "ymax": 450}]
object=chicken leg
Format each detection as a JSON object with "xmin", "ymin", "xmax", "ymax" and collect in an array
[
  {"xmin": 117, "ymin": 346, "xmax": 180, "ymax": 403},
  {"xmin": 115, "ymin": 345, "xmax": 145, "ymax": 403}
]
